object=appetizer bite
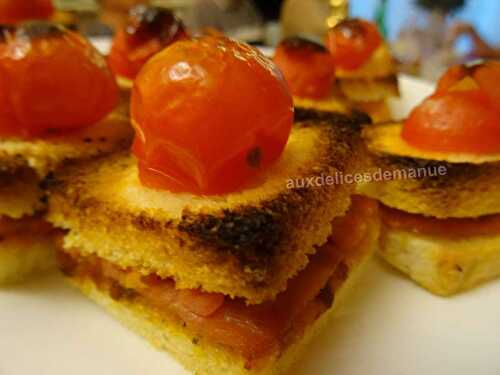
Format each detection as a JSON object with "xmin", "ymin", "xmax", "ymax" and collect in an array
[
  {"xmin": 359, "ymin": 61, "xmax": 500, "ymax": 295},
  {"xmin": 327, "ymin": 18, "xmax": 399, "ymax": 122},
  {"xmin": 0, "ymin": 22, "xmax": 132, "ymax": 284},
  {"xmin": 0, "ymin": 0, "xmax": 53, "ymax": 24},
  {"xmin": 273, "ymin": 36, "xmax": 352, "ymax": 114},
  {"xmin": 108, "ymin": 4, "xmax": 188, "ymax": 89},
  {"xmin": 48, "ymin": 36, "xmax": 380, "ymax": 374}
]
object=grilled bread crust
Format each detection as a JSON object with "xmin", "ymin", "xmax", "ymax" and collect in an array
[
  {"xmin": 64, "ymin": 217, "xmax": 378, "ymax": 375},
  {"xmin": 336, "ymin": 44, "xmax": 396, "ymax": 79},
  {"xmin": 379, "ymin": 227, "xmax": 500, "ymax": 296},
  {"xmin": 359, "ymin": 153, "xmax": 500, "ymax": 219},
  {"xmin": 359, "ymin": 142, "xmax": 500, "ymax": 219},
  {"xmin": 339, "ymin": 75, "xmax": 399, "ymax": 102},
  {"xmin": 354, "ymin": 101, "xmax": 392, "ymax": 123},
  {"xmin": 48, "ymin": 115, "xmax": 369, "ymax": 304},
  {"xmin": 0, "ymin": 233, "xmax": 57, "ymax": 285},
  {"xmin": 0, "ymin": 169, "xmax": 45, "ymax": 219},
  {"xmin": 0, "ymin": 112, "xmax": 132, "ymax": 178}
]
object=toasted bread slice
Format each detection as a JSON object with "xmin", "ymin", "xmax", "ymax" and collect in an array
[
  {"xmin": 293, "ymin": 94, "xmax": 352, "ymax": 114},
  {"xmin": 0, "ymin": 112, "xmax": 133, "ymax": 178},
  {"xmin": 339, "ymin": 75, "xmax": 399, "ymax": 102},
  {"xmin": 0, "ymin": 169, "xmax": 44, "ymax": 219},
  {"xmin": 380, "ymin": 227, "xmax": 500, "ymax": 296},
  {"xmin": 359, "ymin": 123, "xmax": 500, "ymax": 218},
  {"xmin": 64, "ymin": 216, "xmax": 378, "ymax": 375},
  {"xmin": 0, "ymin": 233, "xmax": 57, "ymax": 285},
  {"xmin": 48, "ymin": 115, "xmax": 368, "ymax": 304},
  {"xmin": 117, "ymin": 75, "xmax": 134, "ymax": 91},
  {"xmin": 354, "ymin": 101, "xmax": 392, "ymax": 123},
  {"xmin": 363, "ymin": 123, "xmax": 500, "ymax": 164},
  {"xmin": 336, "ymin": 44, "xmax": 396, "ymax": 79}
]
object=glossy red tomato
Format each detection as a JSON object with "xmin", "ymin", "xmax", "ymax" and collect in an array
[
  {"xmin": 326, "ymin": 18, "xmax": 382, "ymax": 70},
  {"xmin": 0, "ymin": 23, "xmax": 118, "ymax": 138},
  {"xmin": 402, "ymin": 90, "xmax": 500, "ymax": 154},
  {"xmin": 436, "ymin": 62, "xmax": 500, "ymax": 111},
  {"xmin": 131, "ymin": 36, "xmax": 294, "ymax": 195},
  {"xmin": 472, "ymin": 61, "xmax": 500, "ymax": 111},
  {"xmin": 0, "ymin": 0, "xmax": 53, "ymax": 24},
  {"xmin": 273, "ymin": 37, "xmax": 335, "ymax": 99},
  {"xmin": 435, "ymin": 65, "xmax": 469, "ymax": 94},
  {"xmin": 108, "ymin": 5, "xmax": 188, "ymax": 80}
]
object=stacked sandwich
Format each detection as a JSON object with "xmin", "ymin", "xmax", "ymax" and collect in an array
[
  {"xmin": 0, "ymin": 21, "xmax": 132, "ymax": 284},
  {"xmin": 359, "ymin": 62, "xmax": 500, "ymax": 296},
  {"xmin": 48, "ymin": 35, "xmax": 380, "ymax": 374},
  {"xmin": 273, "ymin": 18, "xmax": 399, "ymax": 123}
]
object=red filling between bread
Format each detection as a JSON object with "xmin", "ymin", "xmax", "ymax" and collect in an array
[
  {"xmin": 0, "ymin": 214, "xmax": 56, "ymax": 240},
  {"xmin": 57, "ymin": 196, "xmax": 378, "ymax": 366},
  {"xmin": 380, "ymin": 204, "xmax": 500, "ymax": 238}
]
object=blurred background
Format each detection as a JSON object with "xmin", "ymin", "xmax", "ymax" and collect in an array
[{"xmin": 54, "ymin": 0, "xmax": 500, "ymax": 81}]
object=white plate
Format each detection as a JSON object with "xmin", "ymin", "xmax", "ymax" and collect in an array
[{"xmin": 1, "ymin": 76, "xmax": 500, "ymax": 375}]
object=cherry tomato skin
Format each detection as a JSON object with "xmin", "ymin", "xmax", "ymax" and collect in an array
[
  {"xmin": 435, "ymin": 65, "xmax": 468, "ymax": 94},
  {"xmin": 273, "ymin": 37, "xmax": 335, "ymax": 100},
  {"xmin": 436, "ymin": 62, "xmax": 500, "ymax": 111},
  {"xmin": 473, "ymin": 61, "xmax": 500, "ymax": 112},
  {"xmin": 132, "ymin": 36, "xmax": 294, "ymax": 195},
  {"xmin": 326, "ymin": 18, "xmax": 382, "ymax": 70},
  {"xmin": 0, "ymin": 0, "xmax": 53, "ymax": 24},
  {"xmin": 108, "ymin": 5, "xmax": 188, "ymax": 80},
  {"xmin": 402, "ymin": 90, "xmax": 500, "ymax": 154},
  {"xmin": 0, "ymin": 23, "xmax": 118, "ymax": 138}
]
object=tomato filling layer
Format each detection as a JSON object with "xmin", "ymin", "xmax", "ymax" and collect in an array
[
  {"xmin": 58, "ymin": 196, "xmax": 378, "ymax": 364},
  {"xmin": 0, "ymin": 214, "xmax": 55, "ymax": 239},
  {"xmin": 381, "ymin": 205, "xmax": 500, "ymax": 239}
]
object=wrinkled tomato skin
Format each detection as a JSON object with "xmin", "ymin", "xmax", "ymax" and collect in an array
[
  {"xmin": 0, "ymin": 0, "xmax": 53, "ymax": 24},
  {"xmin": 132, "ymin": 36, "xmax": 293, "ymax": 195},
  {"xmin": 273, "ymin": 37, "xmax": 335, "ymax": 100},
  {"xmin": 402, "ymin": 90, "xmax": 500, "ymax": 154},
  {"xmin": 108, "ymin": 6, "xmax": 188, "ymax": 80},
  {"xmin": 326, "ymin": 18, "xmax": 382, "ymax": 70},
  {"xmin": 108, "ymin": 28, "xmax": 188, "ymax": 80},
  {"xmin": 0, "ymin": 25, "xmax": 118, "ymax": 138}
]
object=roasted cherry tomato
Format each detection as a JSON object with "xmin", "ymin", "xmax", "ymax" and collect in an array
[
  {"xmin": 273, "ymin": 37, "xmax": 335, "ymax": 100},
  {"xmin": 436, "ymin": 61, "xmax": 500, "ymax": 111},
  {"xmin": 0, "ymin": 23, "xmax": 118, "ymax": 138},
  {"xmin": 470, "ymin": 61, "xmax": 500, "ymax": 111},
  {"xmin": 326, "ymin": 18, "xmax": 382, "ymax": 70},
  {"xmin": 131, "ymin": 36, "xmax": 294, "ymax": 195},
  {"xmin": 0, "ymin": 0, "xmax": 53, "ymax": 24},
  {"xmin": 108, "ymin": 5, "xmax": 188, "ymax": 80},
  {"xmin": 435, "ymin": 65, "xmax": 469, "ymax": 94},
  {"xmin": 402, "ymin": 90, "xmax": 500, "ymax": 154}
]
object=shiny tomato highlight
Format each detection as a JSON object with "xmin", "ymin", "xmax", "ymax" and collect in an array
[
  {"xmin": 402, "ymin": 90, "xmax": 500, "ymax": 154},
  {"xmin": 132, "ymin": 36, "xmax": 294, "ymax": 195},
  {"xmin": 326, "ymin": 18, "xmax": 382, "ymax": 70},
  {"xmin": 0, "ymin": 23, "xmax": 118, "ymax": 138},
  {"xmin": 273, "ymin": 37, "xmax": 335, "ymax": 99},
  {"xmin": 0, "ymin": 0, "xmax": 53, "ymax": 24},
  {"xmin": 108, "ymin": 5, "xmax": 188, "ymax": 80}
]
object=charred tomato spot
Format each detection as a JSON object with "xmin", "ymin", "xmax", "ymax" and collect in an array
[
  {"xmin": 126, "ymin": 5, "xmax": 186, "ymax": 44},
  {"xmin": 246, "ymin": 147, "xmax": 262, "ymax": 168}
]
